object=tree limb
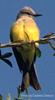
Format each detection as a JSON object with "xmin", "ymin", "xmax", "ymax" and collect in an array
[{"xmin": 0, "ymin": 35, "xmax": 55, "ymax": 48}]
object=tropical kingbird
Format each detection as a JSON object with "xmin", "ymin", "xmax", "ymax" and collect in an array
[{"xmin": 10, "ymin": 6, "xmax": 42, "ymax": 92}]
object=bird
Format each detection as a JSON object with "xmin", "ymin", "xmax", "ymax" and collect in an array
[{"xmin": 10, "ymin": 6, "xmax": 42, "ymax": 92}]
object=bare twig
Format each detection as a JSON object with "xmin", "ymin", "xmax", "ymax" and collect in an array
[{"xmin": 0, "ymin": 36, "xmax": 55, "ymax": 48}]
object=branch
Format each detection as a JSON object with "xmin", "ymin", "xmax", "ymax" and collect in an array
[{"xmin": 0, "ymin": 35, "xmax": 55, "ymax": 48}]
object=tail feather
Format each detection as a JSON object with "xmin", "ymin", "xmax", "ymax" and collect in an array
[
  {"xmin": 21, "ymin": 64, "xmax": 41, "ymax": 92},
  {"xmin": 21, "ymin": 72, "xmax": 30, "ymax": 92},
  {"xmin": 29, "ymin": 64, "xmax": 41, "ymax": 90}
]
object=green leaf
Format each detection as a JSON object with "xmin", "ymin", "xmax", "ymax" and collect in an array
[
  {"xmin": 1, "ymin": 58, "xmax": 13, "ymax": 67},
  {"xmin": 39, "ymin": 40, "xmax": 48, "ymax": 44},
  {"xmin": 0, "ymin": 51, "xmax": 13, "ymax": 67},
  {"xmin": 43, "ymin": 33, "xmax": 55, "ymax": 38},
  {"xmin": 48, "ymin": 41, "xmax": 55, "ymax": 50},
  {"xmin": 35, "ymin": 47, "xmax": 41, "ymax": 57},
  {"xmin": 2, "ymin": 52, "xmax": 12, "ymax": 58}
]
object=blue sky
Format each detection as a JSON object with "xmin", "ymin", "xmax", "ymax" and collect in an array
[{"xmin": 0, "ymin": 0, "xmax": 55, "ymax": 100}]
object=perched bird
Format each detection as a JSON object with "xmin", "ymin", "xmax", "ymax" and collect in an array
[{"xmin": 10, "ymin": 6, "xmax": 42, "ymax": 92}]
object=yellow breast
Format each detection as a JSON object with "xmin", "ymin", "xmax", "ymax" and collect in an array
[
  {"xmin": 10, "ymin": 20, "xmax": 25, "ymax": 42},
  {"xmin": 10, "ymin": 16, "xmax": 40, "ymax": 46},
  {"xmin": 24, "ymin": 17, "xmax": 40, "ymax": 46}
]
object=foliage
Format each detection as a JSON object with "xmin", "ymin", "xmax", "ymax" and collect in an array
[{"xmin": 0, "ymin": 50, "xmax": 13, "ymax": 67}]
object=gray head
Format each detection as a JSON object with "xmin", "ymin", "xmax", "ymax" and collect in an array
[{"xmin": 16, "ymin": 6, "xmax": 42, "ymax": 20}]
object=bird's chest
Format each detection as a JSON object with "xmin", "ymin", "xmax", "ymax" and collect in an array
[{"xmin": 11, "ymin": 22, "xmax": 25, "ymax": 42}]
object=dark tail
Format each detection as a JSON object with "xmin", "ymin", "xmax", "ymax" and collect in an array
[
  {"xmin": 21, "ymin": 72, "xmax": 30, "ymax": 92},
  {"xmin": 21, "ymin": 64, "xmax": 41, "ymax": 92},
  {"xmin": 29, "ymin": 64, "xmax": 41, "ymax": 90}
]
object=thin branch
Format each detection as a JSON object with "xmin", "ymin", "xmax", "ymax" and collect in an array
[{"xmin": 0, "ymin": 36, "xmax": 55, "ymax": 48}]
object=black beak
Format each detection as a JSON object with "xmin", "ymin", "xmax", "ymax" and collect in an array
[{"xmin": 34, "ymin": 14, "xmax": 42, "ymax": 17}]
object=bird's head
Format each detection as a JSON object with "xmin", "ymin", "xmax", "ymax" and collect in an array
[{"xmin": 16, "ymin": 6, "xmax": 42, "ymax": 20}]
